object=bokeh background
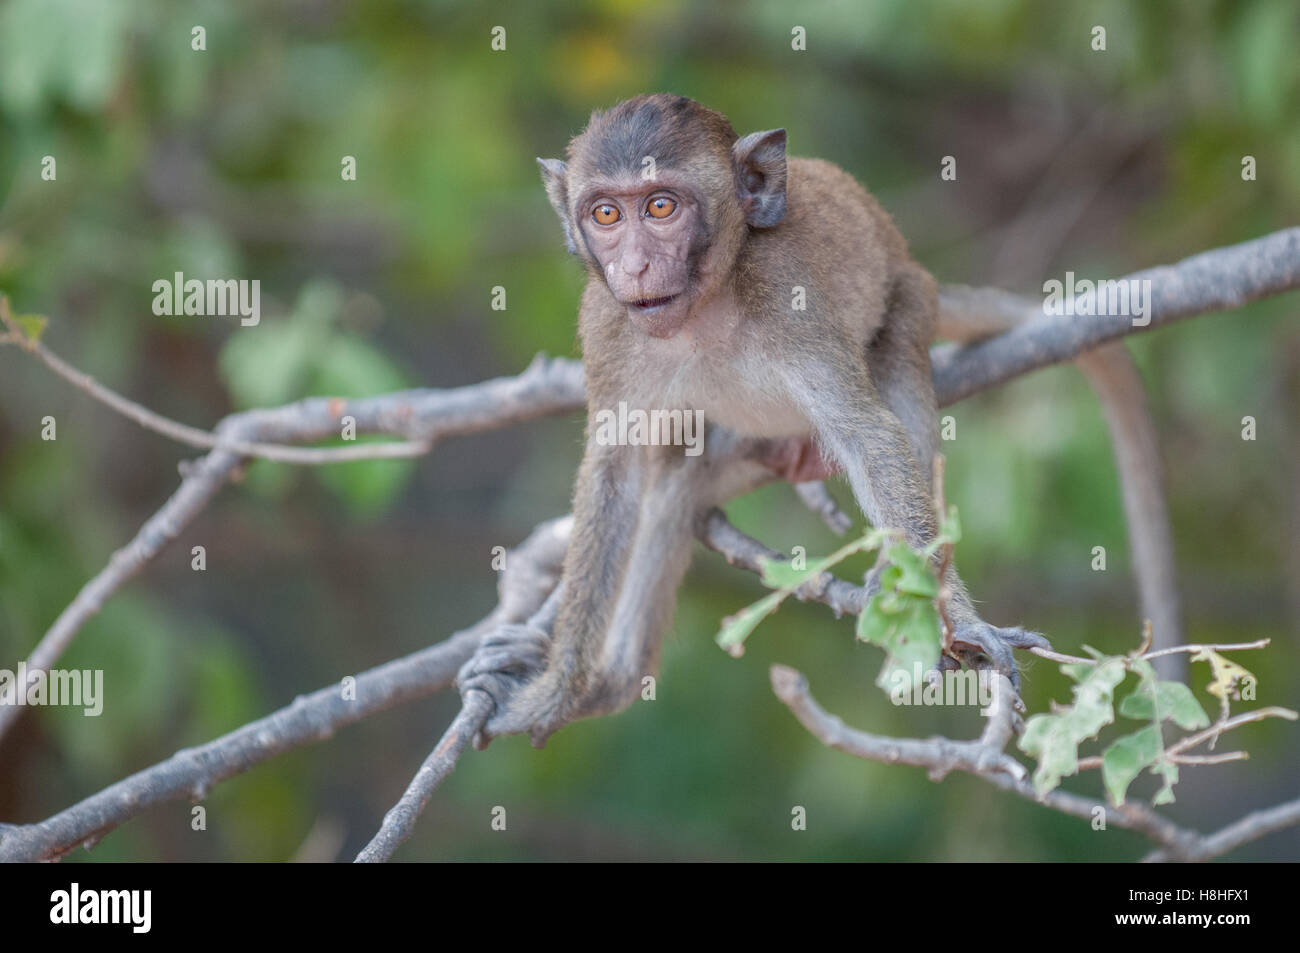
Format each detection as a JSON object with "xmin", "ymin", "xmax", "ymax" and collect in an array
[{"xmin": 1, "ymin": 0, "xmax": 1298, "ymax": 861}]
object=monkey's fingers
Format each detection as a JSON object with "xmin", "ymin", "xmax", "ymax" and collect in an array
[
  {"xmin": 990, "ymin": 627, "xmax": 1051, "ymax": 651},
  {"xmin": 456, "ymin": 672, "xmax": 520, "ymax": 750},
  {"xmin": 459, "ymin": 645, "xmax": 548, "ymax": 679},
  {"xmin": 455, "ymin": 623, "xmax": 556, "ymax": 749},
  {"xmin": 948, "ymin": 622, "xmax": 1048, "ymax": 695},
  {"xmin": 457, "ymin": 624, "xmax": 550, "ymax": 681}
]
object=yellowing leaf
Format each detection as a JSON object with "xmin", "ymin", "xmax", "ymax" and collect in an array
[{"xmin": 1191, "ymin": 647, "xmax": 1254, "ymax": 702}]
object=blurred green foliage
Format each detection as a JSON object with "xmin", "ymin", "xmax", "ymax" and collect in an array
[{"xmin": 1, "ymin": 0, "xmax": 1297, "ymax": 861}]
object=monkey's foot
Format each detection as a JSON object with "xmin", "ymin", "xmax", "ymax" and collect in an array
[
  {"xmin": 455, "ymin": 623, "xmax": 571, "ymax": 749},
  {"xmin": 946, "ymin": 622, "xmax": 1050, "ymax": 694}
]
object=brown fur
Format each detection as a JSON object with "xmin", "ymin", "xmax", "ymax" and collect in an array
[{"xmin": 479, "ymin": 96, "xmax": 1043, "ymax": 746}]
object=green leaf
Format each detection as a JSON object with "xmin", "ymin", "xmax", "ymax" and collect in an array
[
  {"xmin": 717, "ymin": 528, "xmax": 888, "ymax": 656},
  {"xmin": 12, "ymin": 313, "xmax": 48, "ymax": 343},
  {"xmin": 884, "ymin": 542, "xmax": 939, "ymax": 598},
  {"xmin": 715, "ymin": 590, "xmax": 789, "ymax": 656},
  {"xmin": 1018, "ymin": 656, "xmax": 1127, "ymax": 795},
  {"xmin": 217, "ymin": 318, "xmax": 317, "ymax": 408},
  {"xmin": 1232, "ymin": 0, "xmax": 1296, "ymax": 124},
  {"xmin": 1103, "ymin": 658, "xmax": 1208, "ymax": 805},
  {"xmin": 926, "ymin": 505, "xmax": 962, "ymax": 557},
  {"xmin": 870, "ymin": 598, "xmax": 941, "ymax": 693},
  {"xmin": 939, "ymin": 505, "xmax": 962, "ymax": 544},
  {"xmin": 856, "ymin": 545, "xmax": 943, "ymax": 694},
  {"xmin": 310, "ymin": 336, "xmax": 413, "ymax": 512},
  {"xmin": 1102, "ymin": 725, "xmax": 1162, "ymax": 806},
  {"xmin": 0, "ymin": 0, "xmax": 134, "ymax": 115},
  {"xmin": 760, "ymin": 557, "xmax": 823, "ymax": 590},
  {"xmin": 1118, "ymin": 680, "xmax": 1209, "ymax": 732},
  {"xmin": 217, "ymin": 278, "xmax": 342, "ymax": 409}
]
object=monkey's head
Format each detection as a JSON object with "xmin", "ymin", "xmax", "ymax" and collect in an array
[{"xmin": 539, "ymin": 94, "xmax": 787, "ymax": 338}]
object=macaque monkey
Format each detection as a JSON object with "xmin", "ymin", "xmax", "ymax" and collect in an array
[{"xmin": 460, "ymin": 94, "xmax": 1048, "ymax": 746}]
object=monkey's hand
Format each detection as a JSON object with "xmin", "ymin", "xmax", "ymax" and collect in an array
[
  {"xmin": 456, "ymin": 623, "xmax": 574, "ymax": 749},
  {"xmin": 946, "ymin": 622, "xmax": 1050, "ymax": 694}
]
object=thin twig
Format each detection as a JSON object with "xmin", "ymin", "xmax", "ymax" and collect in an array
[
  {"xmin": 1145, "ymin": 639, "xmax": 1271, "ymax": 659},
  {"xmin": 1143, "ymin": 796, "xmax": 1300, "ymax": 863},
  {"xmin": 353, "ymin": 691, "xmax": 494, "ymax": 863},
  {"xmin": 0, "ymin": 297, "xmax": 432, "ymax": 464},
  {"xmin": 792, "ymin": 481, "xmax": 852, "ymax": 535},
  {"xmin": 356, "ymin": 581, "xmax": 570, "ymax": 860}
]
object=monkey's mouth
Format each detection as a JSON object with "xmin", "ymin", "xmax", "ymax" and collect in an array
[{"xmin": 629, "ymin": 293, "xmax": 680, "ymax": 312}]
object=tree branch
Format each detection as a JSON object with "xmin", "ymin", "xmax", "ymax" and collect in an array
[
  {"xmin": 4, "ymin": 229, "xmax": 1299, "ymax": 859},
  {"xmin": 0, "ymin": 353, "xmax": 585, "ymax": 745},
  {"xmin": 769, "ymin": 663, "xmax": 1298, "ymax": 862},
  {"xmin": 352, "ymin": 690, "xmax": 494, "ymax": 863},
  {"xmin": 1143, "ymin": 796, "xmax": 1300, "ymax": 863},
  {"xmin": 930, "ymin": 227, "xmax": 1300, "ymax": 404},
  {"xmin": 7, "ymin": 229, "xmax": 1299, "ymax": 749},
  {"xmin": 0, "ymin": 298, "xmax": 433, "ymax": 463},
  {"xmin": 0, "ymin": 516, "xmax": 571, "ymax": 862}
]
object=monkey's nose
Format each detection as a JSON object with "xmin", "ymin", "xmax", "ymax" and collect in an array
[{"xmin": 621, "ymin": 255, "xmax": 650, "ymax": 277}]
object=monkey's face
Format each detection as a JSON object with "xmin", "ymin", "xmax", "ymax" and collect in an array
[
  {"xmin": 538, "ymin": 95, "xmax": 788, "ymax": 338},
  {"xmin": 574, "ymin": 175, "xmax": 707, "ymax": 338}
]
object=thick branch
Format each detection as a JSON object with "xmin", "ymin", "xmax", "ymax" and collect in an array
[
  {"xmin": 0, "ymin": 630, "xmax": 478, "ymax": 862},
  {"xmin": 0, "ymin": 517, "xmax": 571, "ymax": 862},
  {"xmin": 0, "ymin": 355, "xmax": 585, "ymax": 745},
  {"xmin": 931, "ymin": 227, "xmax": 1300, "ymax": 404}
]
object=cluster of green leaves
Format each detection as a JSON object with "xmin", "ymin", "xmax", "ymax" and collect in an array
[
  {"xmin": 717, "ymin": 506, "xmax": 1267, "ymax": 810},
  {"xmin": 715, "ymin": 506, "xmax": 961, "ymax": 694},
  {"xmin": 1019, "ymin": 649, "xmax": 1218, "ymax": 805}
]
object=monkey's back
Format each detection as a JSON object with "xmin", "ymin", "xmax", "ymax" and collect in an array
[{"xmin": 736, "ymin": 157, "xmax": 920, "ymax": 346}]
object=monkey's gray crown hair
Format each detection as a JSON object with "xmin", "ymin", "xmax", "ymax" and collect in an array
[{"xmin": 573, "ymin": 93, "xmax": 739, "ymax": 175}]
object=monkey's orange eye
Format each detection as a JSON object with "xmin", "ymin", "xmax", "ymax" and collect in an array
[
  {"xmin": 592, "ymin": 204, "xmax": 621, "ymax": 225},
  {"xmin": 646, "ymin": 196, "xmax": 677, "ymax": 219}
]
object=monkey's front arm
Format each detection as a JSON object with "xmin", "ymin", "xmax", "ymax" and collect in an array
[{"xmin": 458, "ymin": 439, "xmax": 706, "ymax": 747}]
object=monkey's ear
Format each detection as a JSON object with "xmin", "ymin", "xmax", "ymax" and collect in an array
[
  {"xmin": 537, "ymin": 157, "xmax": 577, "ymax": 254},
  {"xmin": 732, "ymin": 129, "xmax": 787, "ymax": 228}
]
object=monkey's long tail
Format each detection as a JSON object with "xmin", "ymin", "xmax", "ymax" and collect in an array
[{"xmin": 937, "ymin": 284, "xmax": 1182, "ymax": 670}]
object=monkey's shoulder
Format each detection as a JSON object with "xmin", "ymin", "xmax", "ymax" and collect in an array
[{"xmin": 783, "ymin": 157, "xmax": 908, "ymax": 256}]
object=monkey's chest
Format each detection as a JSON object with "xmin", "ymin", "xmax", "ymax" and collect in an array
[{"xmin": 627, "ymin": 345, "xmax": 810, "ymax": 439}]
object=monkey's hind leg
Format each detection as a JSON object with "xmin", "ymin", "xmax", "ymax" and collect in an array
[{"xmin": 458, "ymin": 446, "xmax": 701, "ymax": 747}]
